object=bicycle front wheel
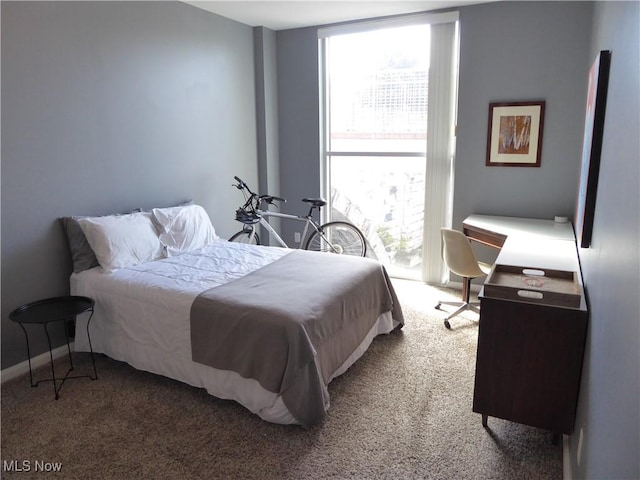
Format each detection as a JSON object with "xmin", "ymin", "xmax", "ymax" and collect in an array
[
  {"xmin": 229, "ymin": 229, "xmax": 260, "ymax": 245},
  {"xmin": 304, "ymin": 221, "xmax": 367, "ymax": 257}
]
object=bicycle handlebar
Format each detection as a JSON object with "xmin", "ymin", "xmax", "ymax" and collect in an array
[
  {"xmin": 233, "ymin": 176, "xmax": 251, "ymax": 192},
  {"xmin": 233, "ymin": 176, "xmax": 287, "ymax": 207}
]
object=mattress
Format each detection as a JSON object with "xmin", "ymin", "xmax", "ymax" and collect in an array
[{"xmin": 71, "ymin": 240, "xmax": 400, "ymax": 425}]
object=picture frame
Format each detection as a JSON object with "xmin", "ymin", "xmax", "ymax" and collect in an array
[
  {"xmin": 486, "ymin": 101, "xmax": 545, "ymax": 167},
  {"xmin": 575, "ymin": 50, "xmax": 611, "ymax": 248}
]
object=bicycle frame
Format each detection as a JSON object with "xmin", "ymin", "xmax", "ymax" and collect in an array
[
  {"xmin": 241, "ymin": 208, "xmax": 320, "ymax": 249},
  {"xmin": 232, "ymin": 175, "xmax": 365, "ymax": 255}
]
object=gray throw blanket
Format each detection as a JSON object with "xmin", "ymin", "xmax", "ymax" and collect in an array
[{"xmin": 190, "ymin": 249, "xmax": 403, "ymax": 427}]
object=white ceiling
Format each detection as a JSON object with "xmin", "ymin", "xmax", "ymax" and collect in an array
[{"xmin": 183, "ymin": 1, "xmax": 490, "ymax": 31}]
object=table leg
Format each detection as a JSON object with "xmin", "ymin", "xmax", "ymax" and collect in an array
[
  {"xmin": 86, "ymin": 309, "xmax": 98, "ymax": 380},
  {"xmin": 63, "ymin": 317, "xmax": 74, "ymax": 371},
  {"xmin": 43, "ymin": 323, "xmax": 59, "ymax": 400},
  {"xmin": 16, "ymin": 323, "xmax": 35, "ymax": 388}
]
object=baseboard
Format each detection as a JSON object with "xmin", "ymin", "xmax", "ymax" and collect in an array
[
  {"xmin": 0, "ymin": 343, "xmax": 73, "ymax": 384},
  {"xmin": 563, "ymin": 434, "xmax": 572, "ymax": 479}
]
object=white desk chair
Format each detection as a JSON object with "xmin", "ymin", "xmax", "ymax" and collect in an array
[{"xmin": 436, "ymin": 228, "xmax": 493, "ymax": 329}]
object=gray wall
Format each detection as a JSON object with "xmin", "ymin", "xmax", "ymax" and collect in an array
[
  {"xmin": 455, "ymin": 2, "xmax": 592, "ymax": 231},
  {"xmin": 454, "ymin": 1, "xmax": 592, "ymax": 267},
  {"xmin": 1, "ymin": 1, "xmax": 257, "ymax": 367},
  {"xmin": 254, "ymin": 26, "xmax": 282, "ymax": 244},
  {"xmin": 254, "ymin": 27, "xmax": 280, "ymax": 199},
  {"xmin": 276, "ymin": 27, "xmax": 324, "ymax": 245},
  {"xmin": 570, "ymin": 2, "xmax": 640, "ymax": 478}
]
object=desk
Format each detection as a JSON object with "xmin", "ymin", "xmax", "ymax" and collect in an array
[
  {"xmin": 464, "ymin": 215, "xmax": 588, "ymax": 437},
  {"xmin": 463, "ymin": 214, "xmax": 576, "ymax": 245}
]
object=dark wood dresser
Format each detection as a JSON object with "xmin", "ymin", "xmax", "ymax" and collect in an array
[{"xmin": 463, "ymin": 215, "xmax": 588, "ymax": 437}]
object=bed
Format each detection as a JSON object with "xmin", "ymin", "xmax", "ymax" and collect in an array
[{"xmin": 62, "ymin": 203, "xmax": 404, "ymax": 427}]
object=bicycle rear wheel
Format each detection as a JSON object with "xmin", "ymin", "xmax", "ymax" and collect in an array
[
  {"xmin": 229, "ymin": 230, "xmax": 260, "ymax": 245},
  {"xmin": 304, "ymin": 221, "xmax": 367, "ymax": 257}
]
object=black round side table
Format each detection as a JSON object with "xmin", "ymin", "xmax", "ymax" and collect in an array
[{"xmin": 9, "ymin": 296, "xmax": 98, "ymax": 399}]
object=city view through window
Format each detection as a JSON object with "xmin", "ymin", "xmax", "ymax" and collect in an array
[{"xmin": 326, "ymin": 25, "xmax": 431, "ymax": 279}]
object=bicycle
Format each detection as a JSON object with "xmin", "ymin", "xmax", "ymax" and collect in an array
[{"xmin": 229, "ymin": 176, "xmax": 367, "ymax": 257}]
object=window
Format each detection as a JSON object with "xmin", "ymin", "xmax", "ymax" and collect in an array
[{"xmin": 319, "ymin": 12, "xmax": 459, "ymax": 282}]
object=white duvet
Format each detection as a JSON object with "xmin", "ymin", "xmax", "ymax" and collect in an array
[{"xmin": 72, "ymin": 240, "xmax": 396, "ymax": 424}]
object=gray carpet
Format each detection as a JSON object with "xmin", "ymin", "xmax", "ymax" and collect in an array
[{"xmin": 1, "ymin": 279, "xmax": 562, "ymax": 479}]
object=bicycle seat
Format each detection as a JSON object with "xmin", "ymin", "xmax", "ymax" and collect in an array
[{"xmin": 302, "ymin": 198, "xmax": 326, "ymax": 208}]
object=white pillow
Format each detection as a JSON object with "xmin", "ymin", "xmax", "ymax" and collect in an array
[
  {"xmin": 151, "ymin": 204, "xmax": 218, "ymax": 256},
  {"xmin": 78, "ymin": 212, "xmax": 164, "ymax": 271}
]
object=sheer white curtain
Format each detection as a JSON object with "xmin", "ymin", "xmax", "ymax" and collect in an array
[{"xmin": 423, "ymin": 20, "xmax": 459, "ymax": 283}]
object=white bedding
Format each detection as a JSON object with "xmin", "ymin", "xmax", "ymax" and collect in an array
[{"xmin": 72, "ymin": 240, "xmax": 397, "ymax": 424}]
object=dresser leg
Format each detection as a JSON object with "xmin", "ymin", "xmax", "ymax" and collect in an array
[{"xmin": 482, "ymin": 414, "xmax": 488, "ymax": 428}]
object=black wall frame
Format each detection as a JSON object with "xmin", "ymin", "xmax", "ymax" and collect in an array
[{"xmin": 575, "ymin": 50, "xmax": 611, "ymax": 248}]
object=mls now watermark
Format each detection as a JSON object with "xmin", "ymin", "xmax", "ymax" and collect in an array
[{"xmin": 3, "ymin": 459, "xmax": 63, "ymax": 473}]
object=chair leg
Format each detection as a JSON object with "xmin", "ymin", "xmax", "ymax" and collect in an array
[
  {"xmin": 461, "ymin": 276, "xmax": 471, "ymax": 303},
  {"xmin": 437, "ymin": 277, "xmax": 480, "ymax": 329}
]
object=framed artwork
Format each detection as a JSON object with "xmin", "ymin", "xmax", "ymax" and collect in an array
[
  {"xmin": 575, "ymin": 50, "xmax": 611, "ymax": 248},
  {"xmin": 486, "ymin": 101, "xmax": 546, "ymax": 167}
]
